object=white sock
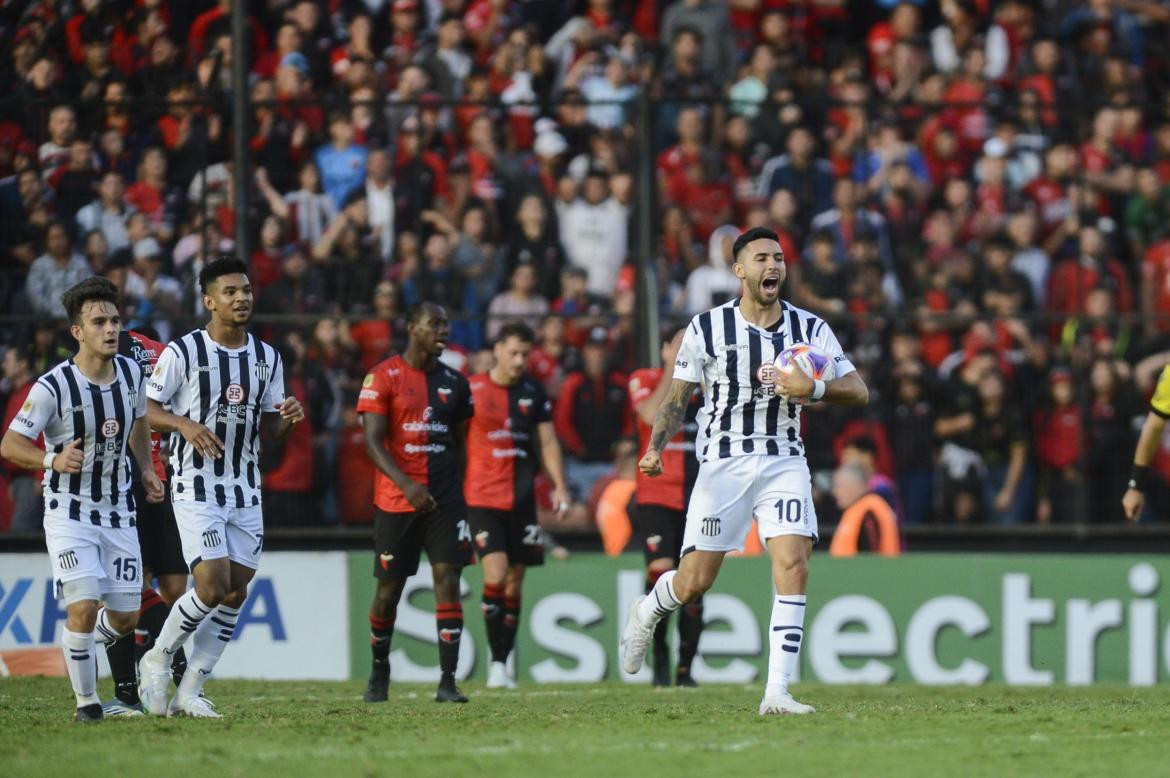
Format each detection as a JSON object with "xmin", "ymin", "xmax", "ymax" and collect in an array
[
  {"xmin": 153, "ymin": 589, "xmax": 213, "ymax": 658},
  {"xmin": 61, "ymin": 629, "xmax": 99, "ymax": 707},
  {"xmin": 636, "ymin": 570, "xmax": 682, "ymax": 626},
  {"xmin": 176, "ymin": 604, "xmax": 239, "ymax": 700},
  {"xmin": 94, "ymin": 607, "xmax": 127, "ymax": 645},
  {"xmin": 766, "ymin": 594, "xmax": 807, "ymax": 695}
]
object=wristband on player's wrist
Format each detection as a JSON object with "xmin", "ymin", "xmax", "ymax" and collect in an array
[
  {"xmin": 811, "ymin": 379, "xmax": 827, "ymax": 402},
  {"xmin": 1129, "ymin": 465, "xmax": 1150, "ymax": 493},
  {"xmin": 42, "ymin": 451, "xmax": 55, "ymax": 470}
]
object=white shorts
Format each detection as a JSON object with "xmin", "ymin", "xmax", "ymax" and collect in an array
[
  {"xmin": 173, "ymin": 501, "xmax": 265, "ymax": 571},
  {"xmin": 44, "ymin": 513, "xmax": 142, "ymax": 601},
  {"xmin": 683, "ymin": 455, "xmax": 818, "ymax": 553}
]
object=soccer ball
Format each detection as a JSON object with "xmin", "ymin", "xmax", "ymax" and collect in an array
[{"xmin": 774, "ymin": 343, "xmax": 836, "ymax": 385}]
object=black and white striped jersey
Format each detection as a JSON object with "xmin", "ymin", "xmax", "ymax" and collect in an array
[
  {"xmin": 147, "ymin": 329, "xmax": 284, "ymax": 508},
  {"xmin": 673, "ymin": 299, "xmax": 855, "ymax": 461},
  {"xmin": 8, "ymin": 355, "xmax": 147, "ymax": 527}
]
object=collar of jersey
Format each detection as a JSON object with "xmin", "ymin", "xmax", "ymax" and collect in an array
[{"xmin": 732, "ymin": 298, "xmax": 787, "ymax": 334}]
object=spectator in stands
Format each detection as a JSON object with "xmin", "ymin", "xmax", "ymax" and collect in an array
[
  {"xmin": 126, "ymin": 237, "xmax": 182, "ymax": 340},
  {"xmin": 52, "ymin": 138, "xmax": 98, "ymax": 220},
  {"xmin": 504, "ymin": 193, "xmax": 565, "ymax": 300},
  {"xmin": 2, "ymin": 344, "xmax": 42, "ymax": 531},
  {"xmin": 364, "ymin": 148, "xmax": 395, "ymax": 263},
  {"xmin": 263, "ymin": 334, "xmax": 317, "ymax": 527},
  {"xmin": 555, "ymin": 326, "xmax": 631, "ymax": 501},
  {"xmin": 660, "ymin": 1, "xmax": 735, "ymax": 84},
  {"xmin": 1033, "ymin": 367, "xmax": 1086, "ymax": 524},
  {"xmin": 350, "ymin": 280, "xmax": 399, "ymax": 372},
  {"xmin": 38, "ymin": 106, "xmax": 76, "ymax": 182},
  {"xmin": 75, "ymin": 170, "xmax": 132, "ymax": 253},
  {"xmin": 758, "ymin": 127, "xmax": 835, "ymax": 229},
  {"xmin": 683, "ymin": 223, "xmax": 739, "ymax": 315},
  {"xmin": 556, "ymin": 167, "xmax": 629, "ymax": 299},
  {"xmin": 25, "ymin": 221, "xmax": 91, "ymax": 319},
  {"xmin": 1085, "ymin": 358, "xmax": 1135, "ymax": 523},
  {"xmin": 974, "ymin": 369, "xmax": 1032, "ymax": 524},
  {"xmin": 313, "ymin": 194, "xmax": 384, "ymax": 313},
  {"xmin": 257, "ymin": 245, "xmax": 326, "ymax": 341},
  {"xmin": 419, "ymin": 12, "xmax": 472, "ymax": 99},
  {"xmin": 486, "ymin": 262, "xmax": 549, "ymax": 342},
  {"xmin": 315, "ymin": 112, "xmax": 369, "ymax": 210},
  {"xmin": 828, "ymin": 463, "xmax": 902, "ymax": 556}
]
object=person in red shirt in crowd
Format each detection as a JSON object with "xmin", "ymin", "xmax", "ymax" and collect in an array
[
  {"xmin": 386, "ymin": 0, "xmax": 423, "ymax": 72},
  {"xmin": 1047, "ymin": 225, "xmax": 1134, "ymax": 321},
  {"xmin": 1025, "ymin": 143, "xmax": 1076, "ymax": 241},
  {"xmin": 1142, "ymin": 233, "xmax": 1170, "ymax": 334},
  {"xmin": 657, "ymin": 107, "xmax": 704, "ymax": 191},
  {"xmin": 254, "ymin": 22, "xmax": 302, "ymax": 79},
  {"xmin": 351, "ymin": 281, "xmax": 401, "ymax": 372},
  {"xmin": 464, "ymin": 0, "xmax": 515, "ymax": 66},
  {"xmin": 1033, "ymin": 367, "xmax": 1085, "ymax": 524},
  {"xmin": 554, "ymin": 327, "xmax": 632, "ymax": 501},
  {"xmin": 663, "ymin": 149, "xmax": 734, "ymax": 244},
  {"xmin": 628, "ymin": 328, "xmax": 704, "ymax": 687},
  {"xmin": 528, "ymin": 315, "xmax": 568, "ymax": 398},
  {"xmin": 2, "ymin": 344, "xmax": 41, "ymax": 532},
  {"xmin": 357, "ymin": 302, "xmax": 475, "ymax": 705},
  {"xmin": 465, "ymin": 322, "xmax": 570, "ymax": 689},
  {"xmin": 188, "ymin": 0, "xmax": 268, "ymax": 67},
  {"xmin": 261, "ymin": 337, "xmax": 316, "ymax": 527}
]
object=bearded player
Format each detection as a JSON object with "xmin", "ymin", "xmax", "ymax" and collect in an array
[
  {"xmin": 629, "ymin": 328, "xmax": 704, "ymax": 687},
  {"xmin": 620, "ymin": 227, "xmax": 869, "ymax": 715},
  {"xmin": 465, "ymin": 322, "xmax": 570, "ymax": 689},
  {"xmin": 359, "ymin": 302, "xmax": 475, "ymax": 704}
]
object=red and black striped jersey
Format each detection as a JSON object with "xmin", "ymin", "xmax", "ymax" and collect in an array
[
  {"xmin": 357, "ymin": 354, "xmax": 474, "ymax": 513},
  {"xmin": 629, "ymin": 367, "xmax": 701, "ymax": 512},
  {"xmin": 118, "ymin": 330, "xmax": 166, "ymax": 480},
  {"xmin": 464, "ymin": 373, "xmax": 552, "ymax": 511}
]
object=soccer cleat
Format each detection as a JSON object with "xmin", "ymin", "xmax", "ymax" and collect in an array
[
  {"xmin": 138, "ymin": 649, "xmax": 172, "ymax": 716},
  {"xmin": 168, "ymin": 694, "xmax": 221, "ymax": 719},
  {"xmin": 364, "ymin": 660, "xmax": 390, "ymax": 703},
  {"xmin": 486, "ymin": 661, "xmax": 516, "ymax": 690},
  {"xmin": 101, "ymin": 698, "xmax": 145, "ymax": 717},
  {"xmin": 435, "ymin": 674, "xmax": 469, "ymax": 703},
  {"xmin": 758, "ymin": 690, "xmax": 816, "ymax": 716},
  {"xmin": 73, "ymin": 703, "xmax": 104, "ymax": 723},
  {"xmin": 620, "ymin": 598, "xmax": 654, "ymax": 674},
  {"xmin": 676, "ymin": 669, "xmax": 698, "ymax": 688}
]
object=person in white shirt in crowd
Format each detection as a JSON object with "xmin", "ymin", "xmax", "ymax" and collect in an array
[
  {"xmin": 25, "ymin": 220, "xmax": 92, "ymax": 318},
  {"xmin": 684, "ymin": 224, "xmax": 741, "ymax": 316},
  {"xmin": 364, "ymin": 147, "xmax": 395, "ymax": 263},
  {"xmin": 486, "ymin": 262, "xmax": 550, "ymax": 342},
  {"xmin": 556, "ymin": 168, "xmax": 630, "ymax": 300},
  {"xmin": 75, "ymin": 171, "xmax": 134, "ymax": 254}
]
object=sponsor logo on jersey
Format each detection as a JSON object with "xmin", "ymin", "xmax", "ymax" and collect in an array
[
  {"xmin": 359, "ymin": 389, "xmax": 379, "ymax": 401},
  {"xmin": 423, "ymin": 406, "xmax": 434, "ymax": 421},
  {"xmin": 675, "ymin": 359, "xmax": 688, "ymax": 369},
  {"xmin": 403, "ymin": 443, "xmax": 446, "ymax": 454},
  {"xmin": 518, "ymin": 397, "xmax": 533, "ymax": 414},
  {"xmin": 475, "ymin": 530, "xmax": 489, "ymax": 549},
  {"xmin": 21, "ymin": 401, "xmax": 32, "ymax": 413},
  {"xmin": 438, "ymin": 627, "xmax": 462, "ymax": 644},
  {"xmin": 756, "ymin": 363, "xmax": 777, "ymax": 384},
  {"xmin": 646, "ymin": 534, "xmax": 662, "ymax": 553},
  {"xmin": 437, "ymin": 386, "xmax": 453, "ymax": 403},
  {"xmin": 363, "ymin": 374, "xmax": 375, "ymax": 388},
  {"xmin": 225, "ymin": 384, "xmax": 245, "ymax": 404},
  {"xmin": 379, "ymin": 552, "xmax": 394, "ymax": 570},
  {"xmin": 102, "ymin": 419, "xmax": 120, "ymax": 438}
]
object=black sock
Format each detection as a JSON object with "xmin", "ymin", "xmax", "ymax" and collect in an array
[
  {"xmin": 436, "ymin": 602, "xmax": 463, "ymax": 678},
  {"xmin": 482, "ymin": 583, "xmax": 507, "ymax": 663},
  {"xmin": 502, "ymin": 597, "xmax": 521, "ymax": 659},
  {"xmin": 105, "ymin": 634, "xmax": 139, "ymax": 705},
  {"xmin": 171, "ymin": 647, "xmax": 187, "ymax": 686},
  {"xmin": 370, "ymin": 611, "xmax": 395, "ymax": 665},
  {"xmin": 677, "ymin": 599, "xmax": 704, "ymax": 674},
  {"xmin": 652, "ymin": 618, "xmax": 670, "ymax": 671},
  {"xmin": 135, "ymin": 588, "xmax": 169, "ymax": 661}
]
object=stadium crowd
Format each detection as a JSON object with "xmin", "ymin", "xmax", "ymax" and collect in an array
[{"xmin": 2, "ymin": 0, "xmax": 1170, "ymax": 533}]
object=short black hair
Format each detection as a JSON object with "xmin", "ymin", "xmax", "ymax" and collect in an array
[
  {"xmin": 199, "ymin": 254, "xmax": 250, "ymax": 294},
  {"xmin": 731, "ymin": 227, "xmax": 780, "ymax": 263},
  {"xmin": 61, "ymin": 276, "xmax": 119, "ymax": 324},
  {"xmin": 844, "ymin": 435, "xmax": 878, "ymax": 456},
  {"xmin": 494, "ymin": 322, "xmax": 535, "ymax": 346},
  {"xmin": 406, "ymin": 301, "xmax": 444, "ymax": 326}
]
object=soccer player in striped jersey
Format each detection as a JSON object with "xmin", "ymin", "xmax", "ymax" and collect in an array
[
  {"xmin": 359, "ymin": 302, "xmax": 475, "ymax": 704},
  {"xmin": 136, "ymin": 256, "xmax": 305, "ymax": 718},
  {"xmin": 620, "ymin": 227, "xmax": 870, "ymax": 715},
  {"xmin": 628, "ymin": 328, "xmax": 704, "ymax": 687},
  {"xmin": 465, "ymin": 322, "xmax": 571, "ymax": 689},
  {"xmin": 1, "ymin": 277, "xmax": 165, "ymax": 722}
]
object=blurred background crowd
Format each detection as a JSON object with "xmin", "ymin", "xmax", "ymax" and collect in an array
[{"xmin": 2, "ymin": 0, "xmax": 1170, "ymax": 536}]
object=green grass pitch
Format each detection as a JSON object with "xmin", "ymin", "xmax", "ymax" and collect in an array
[{"xmin": 2, "ymin": 678, "xmax": 1168, "ymax": 777}]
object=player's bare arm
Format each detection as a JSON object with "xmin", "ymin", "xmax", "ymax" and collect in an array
[
  {"xmin": 262, "ymin": 396, "xmax": 305, "ymax": 442},
  {"xmin": 361, "ymin": 411, "xmax": 437, "ymax": 513},
  {"xmin": 640, "ymin": 379, "xmax": 699, "ymax": 477},
  {"xmin": 772, "ymin": 369, "xmax": 869, "ymax": 406},
  {"xmin": 1123, "ymin": 411, "xmax": 1165, "ymax": 521},
  {"xmin": 129, "ymin": 417, "xmax": 164, "ymax": 503},
  {"xmin": 0, "ymin": 430, "xmax": 83, "ymax": 473},
  {"xmin": 537, "ymin": 420, "xmax": 571, "ymax": 516},
  {"xmin": 147, "ymin": 398, "xmax": 225, "ymax": 460}
]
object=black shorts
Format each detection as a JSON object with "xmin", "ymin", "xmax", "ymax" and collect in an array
[
  {"xmin": 467, "ymin": 500, "xmax": 544, "ymax": 567},
  {"xmin": 373, "ymin": 505, "xmax": 474, "ymax": 580},
  {"xmin": 135, "ymin": 484, "xmax": 187, "ymax": 577},
  {"xmin": 634, "ymin": 503, "xmax": 686, "ymax": 565}
]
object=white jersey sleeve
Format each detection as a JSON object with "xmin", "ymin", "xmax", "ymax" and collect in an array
[
  {"xmin": 260, "ymin": 353, "xmax": 285, "ymax": 413},
  {"xmin": 146, "ymin": 344, "xmax": 184, "ymax": 405},
  {"xmin": 8, "ymin": 382, "xmax": 56, "ymax": 440},
  {"xmin": 134, "ymin": 364, "xmax": 148, "ymax": 418},
  {"xmin": 673, "ymin": 318, "xmax": 710, "ymax": 384},
  {"xmin": 810, "ymin": 320, "xmax": 856, "ymax": 378}
]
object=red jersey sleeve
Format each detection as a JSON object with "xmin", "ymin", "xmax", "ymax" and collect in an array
[
  {"xmin": 628, "ymin": 368, "xmax": 657, "ymax": 409},
  {"xmin": 554, "ymin": 373, "xmax": 586, "ymax": 455},
  {"xmin": 357, "ymin": 368, "xmax": 392, "ymax": 416}
]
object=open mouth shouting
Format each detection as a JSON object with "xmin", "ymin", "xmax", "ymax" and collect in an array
[{"xmin": 761, "ymin": 275, "xmax": 780, "ymax": 294}]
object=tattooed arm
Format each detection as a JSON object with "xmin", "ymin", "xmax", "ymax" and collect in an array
[{"xmin": 638, "ymin": 379, "xmax": 698, "ymax": 477}]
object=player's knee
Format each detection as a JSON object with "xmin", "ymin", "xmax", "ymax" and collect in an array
[
  {"xmin": 106, "ymin": 610, "xmax": 138, "ymax": 634},
  {"xmin": 220, "ymin": 588, "xmax": 248, "ymax": 609},
  {"xmin": 674, "ymin": 570, "xmax": 714, "ymax": 602},
  {"xmin": 773, "ymin": 555, "xmax": 809, "ymax": 587},
  {"xmin": 158, "ymin": 577, "xmax": 188, "ymax": 605},
  {"xmin": 194, "ymin": 578, "xmax": 228, "ymax": 606},
  {"xmin": 66, "ymin": 599, "xmax": 100, "ymax": 631}
]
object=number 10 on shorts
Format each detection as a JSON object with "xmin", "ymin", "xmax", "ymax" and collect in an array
[{"xmin": 775, "ymin": 498, "xmax": 806, "ymax": 525}]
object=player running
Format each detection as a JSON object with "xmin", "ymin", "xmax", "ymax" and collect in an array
[
  {"xmin": 620, "ymin": 227, "xmax": 869, "ymax": 715},
  {"xmin": 1, "ymin": 277, "xmax": 164, "ymax": 722},
  {"xmin": 465, "ymin": 322, "xmax": 570, "ymax": 689},
  {"xmin": 137, "ymin": 256, "xmax": 305, "ymax": 718},
  {"xmin": 358, "ymin": 302, "xmax": 475, "ymax": 704},
  {"xmin": 629, "ymin": 328, "xmax": 704, "ymax": 687}
]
